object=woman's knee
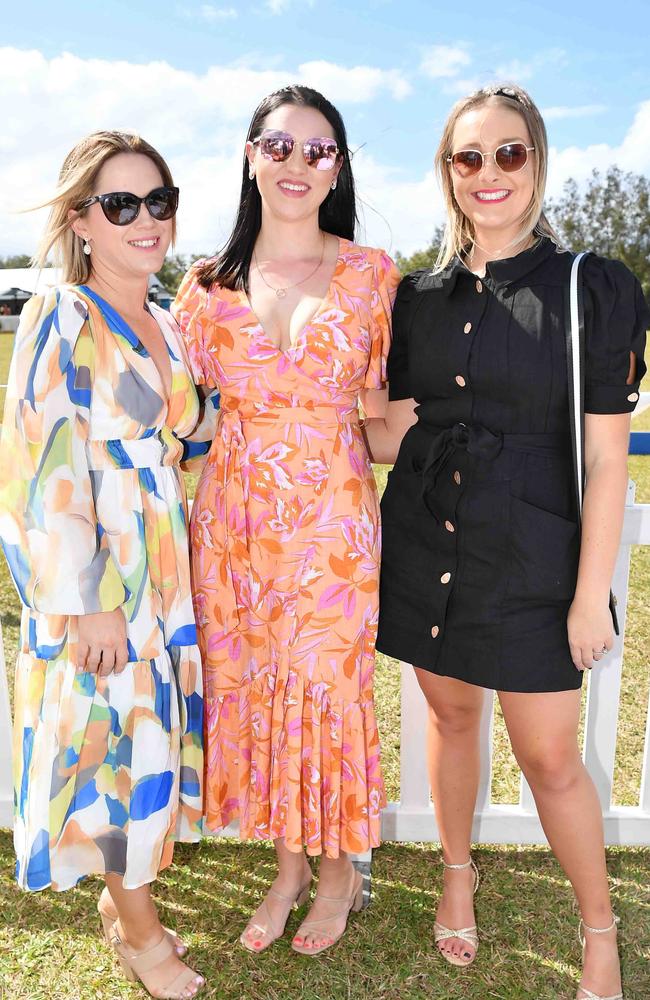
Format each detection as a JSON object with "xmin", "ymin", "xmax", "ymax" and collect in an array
[
  {"xmin": 515, "ymin": 742, "xmax": 583, "ymax": 793},
  {"xmin": 415, "ymin": 669, "xmax": 483, "ymax": 736}
]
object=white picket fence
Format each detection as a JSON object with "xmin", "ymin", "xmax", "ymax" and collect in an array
[{"xmin": 0, "ymin": 482, "xmax": 649, "ymax": 844}]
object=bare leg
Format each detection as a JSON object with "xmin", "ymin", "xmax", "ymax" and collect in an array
[
  {"xmin": 499, "ymin": 690, "xmax": 621, "ymax": 998},
  {"xmin": 416, "ymin": 669, "xmax": 484, "ymax": 963},
  {"xmin": 292, "ymin": 852, "xmax": 360, "ymax": 951},
  {"xmin": 99, "ymin": 884, "xmax": 186, "ymax": 956},
  {"xmin": 241, "ymin": 838, "xmax": 312, "ymax": 950},
  {"xmin": 104, "ymin": 874, "xmax": 204, "ymax": 998}
]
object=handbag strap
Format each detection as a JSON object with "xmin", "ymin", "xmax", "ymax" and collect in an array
[
  {"xmin": 566, "ymin": 251, "xmax": 590, "ymax": 520},
  {"xmin": 566, "ymin": 250, "xmax": 620, "ymax": 634}
]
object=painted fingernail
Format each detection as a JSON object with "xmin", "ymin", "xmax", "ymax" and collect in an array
[{"xmin": 253, "ymin": 940, "xmax": 262, "ymax": 949}]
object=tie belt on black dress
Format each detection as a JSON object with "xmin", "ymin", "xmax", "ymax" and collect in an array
[{"xmin": 417, "ymin": 421, "xmax": 568, "ymax": 523}]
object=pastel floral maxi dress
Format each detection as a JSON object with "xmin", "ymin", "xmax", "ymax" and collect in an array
[
  {"xmin": 173, "ymin": 239, "xmax": 400, "ymax": 856},
  {"xmin": 0, "ymin": 286, "xmax": 213, "ymax": 891}
]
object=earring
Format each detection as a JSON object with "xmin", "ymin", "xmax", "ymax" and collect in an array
[
  {"xmin": 83, "ymin": 240, "xmax": 92, "ymax": 256},
  {"xmin": 249, "ymin": 167, "xmax": 255, "ymax": 180},
  {"xmin": 330, "ymin": 179, "xmax": 337, "ymax": 191}
]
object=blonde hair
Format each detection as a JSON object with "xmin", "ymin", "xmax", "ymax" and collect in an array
[
  {"xmin": 434, "ymin": 83, "xmax": 561, "ymax": 272},
  {"xmin": 33, "ymin": 130, "xmax": 176, "ymax": 284}
]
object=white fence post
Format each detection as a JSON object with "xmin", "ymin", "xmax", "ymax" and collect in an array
[{"xmin": 0, "ymin": 494, "xmax": 649, "ymax": 844}]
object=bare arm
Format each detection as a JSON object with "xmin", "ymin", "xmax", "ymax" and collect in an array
[
  {"xmin": 359, "ymin": 387, "xmax": 418, "ymax": 465},
  {"xmin": 567, "ymin": 411, "xmax": 631, "ymax": 671}
]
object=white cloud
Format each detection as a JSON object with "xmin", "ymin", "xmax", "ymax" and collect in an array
[
  {"xmin": 299, "ymin": 60, "xmax": 411, "ymax": 102},
  {"xmin": 543, "ymin": 104, "xmax": 608, "ymax": 121},
  {"xmin": 545, "ymin": 100, "xmax": 650, "ymax": 201},
  {"xmin": 420, "ymin": 45, "xmax": 471, "ymax": 80},
  {"xmin": 0, "ymin": 47, "xmax": 648, "ymax": 261},
  {"xmin": 495, "ymin": 48, "xmax": 567, "ymax": 84},
  {"xmin": 266, "ymin": 0, "xmax": 315, "ymax": 12},
  {"xmin": 197, "ymin": 4, "xmax": 238, "ymax": 19},
  {"xmin": 0, "ymin": 47, "xmax": 412, "ymax": 256}
]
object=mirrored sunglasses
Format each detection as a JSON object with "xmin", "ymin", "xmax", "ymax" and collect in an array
[
  {"xmin": 77, "ymin": 186, "xmax": 179, "ymax": 226},
  {"xmin": 448, "ymin": 143, "xmax": 535, "ymax": 177},
  {"xmin": 252, "ymin": 130, "xmax": 340, "ymax": 171}
]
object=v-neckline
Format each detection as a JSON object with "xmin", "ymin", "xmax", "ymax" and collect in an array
[
  {"xmin": 78, "ymin": 284, "xmax": 175, "ymax": 401},
  {"xmin": 241, "ymin": 236, "xmax": 344, "ymax": 356}
]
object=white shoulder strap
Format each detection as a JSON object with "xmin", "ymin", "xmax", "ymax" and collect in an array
[{"xmin": 569, "ymin": 251, "xmax": 588, "ymax": 510}]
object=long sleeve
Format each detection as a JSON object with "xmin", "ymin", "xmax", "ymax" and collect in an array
[{"xmin": 0, "ymin": 288, "xmax": 127, "ymax": 615}]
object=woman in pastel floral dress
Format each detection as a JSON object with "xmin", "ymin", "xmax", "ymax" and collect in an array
[
  {"xmin": 0, "ymin": 132, "xmax": 213, "ymax": 998},
  {"xmin": 173, "ymin": 85, "xmax": 400, "ymax": 955}
]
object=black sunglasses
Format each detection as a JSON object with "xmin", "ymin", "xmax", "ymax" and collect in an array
[{"xmin": 77, "ymin": 186, "xmax": 179, "ymax": 226}]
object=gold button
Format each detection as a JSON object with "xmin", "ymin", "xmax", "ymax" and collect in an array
[
  {"xmin": 455, "ymin": 375, "xmax": 466, "ymax": 387},
  {"xmin": 453, "ymin": 470, "xmax": 461, "ymax": 485},
  {"xmin": 431, "ymin": 625, "xmax": 440, "ymax": 638},
  {"xmin": 476, "ymin": 279, "xmax": 483, "ymax": 293},
  {"xmin": 464, "ymin": 322, "xmax": 472, "ymax": 334},
  {"xmin": 440, "ymin": 572, "xmax": 451, "ymax": 584},
  {"xmin": 627, "ymin": 392, "xmax": 639, "ymax": 402},
  {"xmin": 444, "ymin": 520, "xmax": 455, "ymax": 532}
]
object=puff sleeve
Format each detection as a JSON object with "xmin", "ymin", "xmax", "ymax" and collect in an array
[
  {"xmin": 386, "ymin": 271, "xmax": 422, "ymax": 401},
  {"xmin": 583, "ymin": 255, "xmax": 649, "ymax": 414},
  {"xmin": 363, "ymin": 250, "xmax": 401, "ymax": 388},
  {"xmin": 0, "ymin": 289, "xmax": 127, "ymax": 615},
  {"xmin": 172, "ymin": 262, "xmax": 213, "ymax": 386}
]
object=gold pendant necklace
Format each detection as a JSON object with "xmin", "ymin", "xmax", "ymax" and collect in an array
[{"xmin": 254, "ymin": 232, "xmax": 326, "ymax": 298}]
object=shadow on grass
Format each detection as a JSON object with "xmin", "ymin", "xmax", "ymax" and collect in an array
[{"xmin": 1, "ymin": 833, "xmax": 649, "ymax": 1000}]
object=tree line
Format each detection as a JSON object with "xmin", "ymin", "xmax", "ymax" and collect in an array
[{"xmin": 1, "ymin": 168, "xmax": 648, "ymax": 296}]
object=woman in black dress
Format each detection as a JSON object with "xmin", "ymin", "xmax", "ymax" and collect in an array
[{"xmin": 364, "ymin": 84, "xmax": 647, "ymax": 999}]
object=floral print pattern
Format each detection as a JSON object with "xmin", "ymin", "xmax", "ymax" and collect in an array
[{"xmin": 174, "ymin": 239, "xmax": 400, "ymax": 856}]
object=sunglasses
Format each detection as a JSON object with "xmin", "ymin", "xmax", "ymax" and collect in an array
[
  {"xmin": 252, "ymin": 130, "xmax": 340, "ymax": 171},
  {"xmin": 447, "ymin": 143, "xmax": 535, "ymax": 177},
  {"xmin": 77, "ymin": 186, "xmax": 179, "ymax": 226}
]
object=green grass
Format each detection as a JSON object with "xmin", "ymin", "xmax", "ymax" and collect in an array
[
  {"xmin": 0, "ymin": 338, "xmax": 649, "ymax": 998},
  {"xmin": 0, "ymin": 837, "xmax": 649, "ymax": 999}
]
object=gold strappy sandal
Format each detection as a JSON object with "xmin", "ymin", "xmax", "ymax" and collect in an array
[
  {"xmin": 240, "ymin": 879, "xmax": 312, "ymax": 952},
  {"xmin": 577, "ymin": 915, "xmax": 623, "ymax": 1000},
  {"xmin": 433, "ymin": 857, "xmax": 480, "ymax": 967}
]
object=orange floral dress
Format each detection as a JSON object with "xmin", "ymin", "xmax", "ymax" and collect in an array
[{"xmin": 173, "ymin": 239, "xmax": 400, "ymax": 856}]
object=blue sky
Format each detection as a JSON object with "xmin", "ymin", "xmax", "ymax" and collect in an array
[{"xmin": 2, "ymin": 0, "xmax": 649, "ymax": 257}]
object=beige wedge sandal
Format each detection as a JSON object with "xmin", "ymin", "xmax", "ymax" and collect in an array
[
  {"xmin": 433, "ymin": 857, "xmax": 480, "ymax": 968},
  {"xmin": 576, "ymin": 915, "xmax": 623, "ymax": 1000},
  {"xmin": 291, "ymin": 869, "xmax": 364, "ymax": 957},
  {"xmin": 240, "ymin": 879, "xmax": 313, "ymax": 953}
]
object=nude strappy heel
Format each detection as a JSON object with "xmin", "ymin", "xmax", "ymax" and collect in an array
[
  {"xmin": 98, "ymin": 890, "xmax": 188, "ymax": 957},
  {"xmin": 433, "ymin": 857, "xmax": 480, "ymax": 967},
  {"xmin": 102, "ymin": 918, "xmax": 204, "ymax": 999},
  {"xmin": 291, "ymin": 869, "xmax": 364, "ymax": 957},
  {"xmin": 240, "ymin": 879, "xmax": 313, "ymax": 952},
  {"xmin": 576, "ymin": 915, "xmax": 623, "ymax": 1000}
]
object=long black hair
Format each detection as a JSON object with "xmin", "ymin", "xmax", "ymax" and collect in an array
[{"xmin": 196, "ymin": 84, "xmax": 357, "ymax": 290}]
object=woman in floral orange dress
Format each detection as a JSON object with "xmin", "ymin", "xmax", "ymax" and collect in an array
[{"xmin": 173, "ymin": 85, "xmax": 399, "ymax": 955}]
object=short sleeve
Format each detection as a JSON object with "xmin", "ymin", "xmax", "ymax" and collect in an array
[
  {"xmin": 583, "ymin": 255, "xmax": 649, "ymax": 414},
  {"xmin": 0, "ymin": 288, "xmax": 127, "ymax": 615},
  {"xmin": 172, "ymin": 262, "xmax": 211, "ymax": 385},
  {"xmin": 387, "ymin": 271, "xmax": 422, "ymax": 400},
  {"xmin": 364, "ymin": 251, "xmax": 401, "ymax": 388}
]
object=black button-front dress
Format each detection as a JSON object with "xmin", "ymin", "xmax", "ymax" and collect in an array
[{"xmin": 377, "ymin": 237, "xmax": 648, "ymax": 692}]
